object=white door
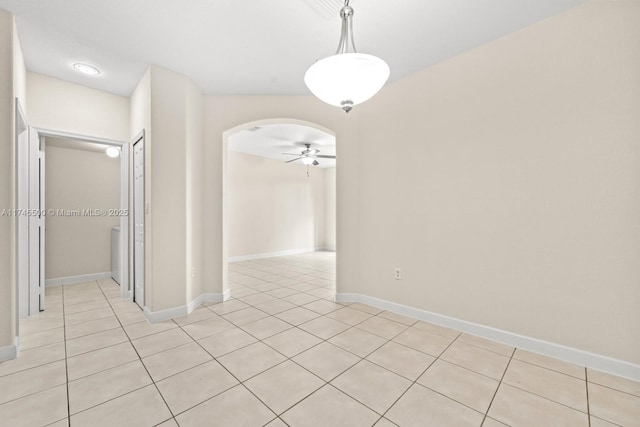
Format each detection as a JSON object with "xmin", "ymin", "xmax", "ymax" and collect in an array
[
  {"xmin": 133, "ymin": 138, "xmax": 144, "ymax": 308},
  {"xmin": 28, "ymin": 127, "xmax": 45, "ymax": 314}
]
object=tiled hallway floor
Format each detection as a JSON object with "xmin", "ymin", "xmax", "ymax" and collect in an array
[{"xmin": 1, "ymin": 252, "xmax": 639, "ymax": 426}]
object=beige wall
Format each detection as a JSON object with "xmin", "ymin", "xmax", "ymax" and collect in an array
[
  {"xmin": 0, "ymin": 12, "xmax": 27, "ymax": 354},
  {"xmin": 354, "ymin": 0, "xmax": 640, "ymax": 364},
  {"xmin": 129, "ymin": 66, "xmax": 206, "ymax": 311},
  {"xmin": 44, "ymin": 145, "xmax": 120, "ymax": 279},
  {"xmin": 186, "ymin": 79, "xmax": 204, "ymax": 302},
  {"xmin": 27, "ymin": 72, "xmax": 130, "ymax": 141},
  {"xmin": 324, "ymin": 167, "xmax": 336, "ymax": 251},
  {"xmin": 228, "ymin": 151, "xmax": 328, "ymax": 258},
  {"xmin": 148, "ymin": 66, "xmax": 188, "ymax": 310},
  {"xmin": 12, "ymin": 21, "xmax": 25, "ymax": 113},
  {"xmin": 129, "ymin": 68, "xmax": 152, "ymax": 304},
  {"xmin": 0, "ymin": 11, "xmax": 16, "ymax": 352}
]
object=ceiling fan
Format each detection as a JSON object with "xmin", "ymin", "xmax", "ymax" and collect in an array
[{"xmin": 282, "ymin": 143, "xmax": 336, "ymax": 166}]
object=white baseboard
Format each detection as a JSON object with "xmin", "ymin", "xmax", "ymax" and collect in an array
[
  {"xmin": 336, "ymin": 293, "xmax": 640, "ymax": 382},
  {"xmin": 0, "ymin": 337, "xmax": 19, "ymax": 362},
  {"xmin": 143, "ymin": 289, "xmax": 231, "ymax": 323},
  {"xmin": 143, "ymin": 305, "xmax": 188, "ymax": 323},
  {"xmin": 187, "ymin": 290, "xmax": 231, "ymax": 312},
  {"xmin": 229, "ymin": 248, "xmax": 324, "ymax": 263},
  {"xmin": 46, "ymin": 272, "xmax": 113, "ymax": 286}
]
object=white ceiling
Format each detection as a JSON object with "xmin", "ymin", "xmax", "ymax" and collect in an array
[
  {"xmin": 229, "ymin": 123, "xmax": 336, "ymax": 168},
  {"xmin": 0, "ymin": 0, "xmax": 586, "ymax": 97}
]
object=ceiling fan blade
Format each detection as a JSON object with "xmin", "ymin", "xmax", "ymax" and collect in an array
[
  {"xmin": 282, "ymin": 153, "xmax": 300, "ymax": 156},
  {"xmin": 286, "ymin": 157, "xmax": 303, "ymax": 163},
  {"xmin": 316, "ymin": 155, "xmax": 336, "ymax": 159}
]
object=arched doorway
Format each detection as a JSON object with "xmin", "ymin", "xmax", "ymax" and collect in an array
[{"xmin": 222, "ymin": 119, "xmax": 337, "ymax": 303}]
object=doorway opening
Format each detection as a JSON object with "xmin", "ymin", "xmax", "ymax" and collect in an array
[
  {"xmin": 15, "ymin": 118, "xmax": 131, "ymax": 323},
  {"xmin": 222, "ymin": 119, "xmax": 337, "ymax": 302}
]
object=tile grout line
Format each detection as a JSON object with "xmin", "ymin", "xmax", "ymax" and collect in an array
[
  {"xmin": 55, "ymin": 281, "xmax": 173, "ymax": 424},
  {"xmin": 377, "ymin": 330, "xmax": 463, "ymax": 422},
  {"xmin": 62, "ymin": 282, "xmax": 149, "ymax": 418},
  {"xmin": 227, "ymin": 263, "xmax": 499, "ymax": 421},
  {"xmin": 236, "ymin": 260, "xmax": 601, "ymax": 422},
  {"xmin": 169, "ymin": 263, "xmax": 372, "ymax": 422},
  {"xmin": 62, "ymin": 280, "xmax": 71, "ymax": 425},
  {"xmin": 38, "ymin": 254, "xmax": 631, "ymax": 427},
  {"xmin": 480, "ymin": 346, "xmax": 516, "ymax": 426},
  {"xmin": 169, "ymin": 317, "xmax": 282, "ymax": 424},
  {"xmin": 70, "ymin": 257, "xmax": 336, "ymax": 422},
  {"xmin": 93, "ymin": 279, "xmax": 175, "ymax": 425},
  {"xmin": 177, "ymin": 336, "xmax": 287, "ymax": 425}
]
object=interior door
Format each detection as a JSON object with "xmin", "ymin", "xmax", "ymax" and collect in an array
[
  {"xmin": 133, "ymin": 137, "xmax": 144, "ymax": 308},
  {"xmin": 28, "ymin": 127, "xmax": 45, "ymax": 314}
]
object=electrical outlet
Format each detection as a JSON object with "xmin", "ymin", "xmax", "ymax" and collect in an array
[
  {"xmin": 394, "ymin": 268, "xmax": 402, "ymax": 280},
  {"xmin": 191, "ymin": 267, "xmax": 196, "ymax": 278}
]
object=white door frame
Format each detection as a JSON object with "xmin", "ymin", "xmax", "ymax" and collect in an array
[
  {"xmin": 131, "ymin": 132, "xmax": 145, "ymax": 308},
  {"xmin": 27, "ymin": 127, "xmax": 45, "ymax": 314},
  {"xmin": 32, "ymin": 128, "xmax": 130, "ymax": 299}
]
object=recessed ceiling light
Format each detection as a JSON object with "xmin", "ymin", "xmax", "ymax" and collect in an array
[
  {"xmin": 73, "ymin": 63, "xmax": 100, "ymax": 76},
  {"xmin": 105, "ymin": 147, "xmax": 120, "ymax": 158}
]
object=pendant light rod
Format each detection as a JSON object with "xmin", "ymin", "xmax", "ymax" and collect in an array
[{"xmin": 335, "ymin": 1, "xmax": 356, "ymax": 55}]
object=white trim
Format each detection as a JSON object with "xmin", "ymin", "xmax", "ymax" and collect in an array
[
  {"xmin": 229, "ymin": 247, "xmax": 325, "ymax": 263},
  {"xmin": 45, "ymin": 272, "xmax": 112, "ymax": 287},
  {"xmin": 336, "ymin": 293, "xmax": 640, "ymax": 382},
  {"xmin": 34, "ymin": 128, "xmax": 125, "ymax": 147},
  {"xmin": 143, "ymin": 290, "xmax": 230, "ymax": 323},
  {"xmin": 0, "ymin": 337, "xmax": 19, "ymax": 362},
  {"xmin": 187, "ymin": 290, "xmax": 231, "ymax": 312},
  {"xmin": 143, "ymin": 305, "xmax": 187, "ymax": 323}
]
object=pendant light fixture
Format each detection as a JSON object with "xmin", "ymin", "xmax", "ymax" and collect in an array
[{"xmin": 305, "ymin": 0, "xmax": 390, "ymax": 113}]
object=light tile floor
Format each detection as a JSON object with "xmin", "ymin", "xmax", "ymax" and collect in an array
[{"xmin": 1, "ymin": 252, "xmax": 639, "ymax": 426}]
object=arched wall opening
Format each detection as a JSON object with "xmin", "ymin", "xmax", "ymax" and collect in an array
[{"xmin": 221, "ymin": 118, "xmax": 337, "ymax": 299}]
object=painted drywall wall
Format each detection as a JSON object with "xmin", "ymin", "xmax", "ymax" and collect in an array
[
  {"xmin": 130, "ymin": 68, "xmax": 151, "ymax": 141},
  {"xmin": 186, "ymin": 78, "xmax": 204, "ymax": 302},
  {"xmin": 0, "ymin": 10, "xmax": 15, "ymax": 355},
  {"xmin": 11, "ymin": 15, "xmax": 26, "ymax": 351},
  {"xmin": 0, "ymin": 12, "xmax": 27, "ymax": 357},
  {"xmin": 228, "ymin": 151, "xmax": 328, "ymax": 258},
  {"xmin": 324, "ymin": 167, "xmax": 336, "ymax": 251},
  {"xmin": 26, "ymin": 72, "xmax": 129, "ymax": 141},
  {"xmin": 44, "ymin": 144, "xmax": 120, "ymax": 279},
  {"xmin": 148, "ymin": 66, "xmax": 188, "ymax": 311},
  {"xmin": 354, "ymin": 0, "xmax": 640, "ymax": 365},
  {"xmin": 130, "ymin": 68, "xmax": 152, "ymax": 305},
  {"xmin": 12, "ymin": 21, "xmax": 25, "ymax": 113},
  {"xmin": 129, "ymin": 65, "xmax": 206, "ymax": 312}
]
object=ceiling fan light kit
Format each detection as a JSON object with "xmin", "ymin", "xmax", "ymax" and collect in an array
[
  {"xmin": 282, "ymin": 143, "xmax": 336, "ymax": 173},
  {"xmin": 305, "ymin": 0, "xmax": 390, "ymax": 113},
  {"xmin": 301, "ymin": 157, "xmax": 315, "ymax": 165}
]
